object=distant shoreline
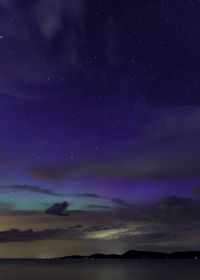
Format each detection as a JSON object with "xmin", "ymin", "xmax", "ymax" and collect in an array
[
  {"xmin": 58, "ymin": 250, "xmax": 200, "ymax": 260},
  {"xmin": 0, "ymin": 250, "xmax": 200, "ymax": 260}
]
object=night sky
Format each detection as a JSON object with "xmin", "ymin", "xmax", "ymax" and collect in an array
[{"xmin": 0, "ymin": 0, "xmax": 200, "ymax": 258}]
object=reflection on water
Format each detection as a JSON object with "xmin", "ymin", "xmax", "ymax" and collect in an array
[{"xmin": 0, "ymin": 259, "xmax": 199, "ymax": 280}]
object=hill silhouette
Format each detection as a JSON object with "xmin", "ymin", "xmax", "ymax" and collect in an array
[{"xmin": 58, "ymin": 250, "xmax": 200, "ymax": 260}]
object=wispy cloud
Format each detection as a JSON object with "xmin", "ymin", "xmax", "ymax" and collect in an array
[
  {"xmin": 111, "ymin": 198, "xmax": 134, "ymax": 208},
  {"xmin": 87, "ymin": 205, "xmax": 112, "ymax": 210},
  {"xmin": 0, "ymin": 184, "xmax": 62, "ymax": 197}
]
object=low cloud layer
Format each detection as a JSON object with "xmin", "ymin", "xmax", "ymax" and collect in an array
[
  {"xmin": 114, "ymin": 196, "xmax": 200, "ymax": 226},
  {"xmin": 0, "ymin": 228, "xmax": 66, "ymax": 243}
]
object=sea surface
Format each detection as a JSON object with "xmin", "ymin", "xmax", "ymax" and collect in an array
[{"xmin": 0, "ymin": 259, "xmax": 199, "ymax": 280}]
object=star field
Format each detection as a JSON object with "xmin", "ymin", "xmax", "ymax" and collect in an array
[{"xmin": 0, "ymin": 0, "xmax": 199, "ymax": 257}]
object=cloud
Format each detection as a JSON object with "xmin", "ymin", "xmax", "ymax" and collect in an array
[
  {"xmin": 0, "ymin": 225, "xmax": 124, "ymax": 243},
  {"xmin": 115, "ymin": 196, "xmax": 200, "ymax": 226},
  {"xmin": 29, "ymin": 105, "xmax": 200, "ymax": 180},
  {"xmin": 0, "ymin": 184, "xmax": 61, "ymax": 196},
  {"xmin": 151, "ymin": 196, "xmax": 200, "ymax": 224},
  {"xmin": 87, "ymin": 205, "xmax": 112, "ymax": 210},
  {"xmin": 111, "ymin": 198, "xmax": 134, "ymax": 208},
  {"xmin": 0, "ymin": 0, "xmax": 88, "ymax": 98},
  {"xmin": 77, "ymin": 196, "xmax": 200, "ymax": 242},
  {"xmin": 85, "ymin": 225, "xmax": 112, "ymax": 232},
  {"xmin": 0, "ymin": 0, "xmax": 87, "ymax": 39},
  {"xmin": 84, "ymin": 225, "xmax": 129, "ymax": 240},
  {"xmin": 0, "ymin": 224, "xmax": 85, "ymax": 243},
  {"xmin": 68, "ymin": 225, "xmax": 83, "ymax": 229},
  {"xmin": 0, "ymin": 228, "xmax": 67, "ymax": 243},
  {"xmin": 33, "ymin": 0, "xmax": 87, "ymax": 39},
  {"xmin": 0, "ymin": 0, "xmax": 122, "ymax": 99},
  {"xmin": 68, "ymin": 192, "xmax": 108, "ymax": 199},
  {"xmin": 45, "ymin": 201, "xmax": 69, "ymax": 216},
  {"xmin": 29, "ymin": 149, "xmax": 200, "ymax": 181}
]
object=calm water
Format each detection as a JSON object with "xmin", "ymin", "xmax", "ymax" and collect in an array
[{"xmin": 0, "ymin": 259, "xmax": 199, "ymax": 280}]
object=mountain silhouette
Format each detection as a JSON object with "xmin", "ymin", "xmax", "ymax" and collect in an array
[{"xmin": 58, "ymin": 250, "xmax": 200, "ymax": 260}]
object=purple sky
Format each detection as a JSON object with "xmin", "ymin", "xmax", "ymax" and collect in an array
[{"xmin": 0, "ymin": 0, "xmax": 199, "ymax": 257}]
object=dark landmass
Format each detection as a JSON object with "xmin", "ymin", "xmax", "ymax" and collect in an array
[{"xmin": 58, "ymin": 250, "xmax": 200, "ymax": 260}]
